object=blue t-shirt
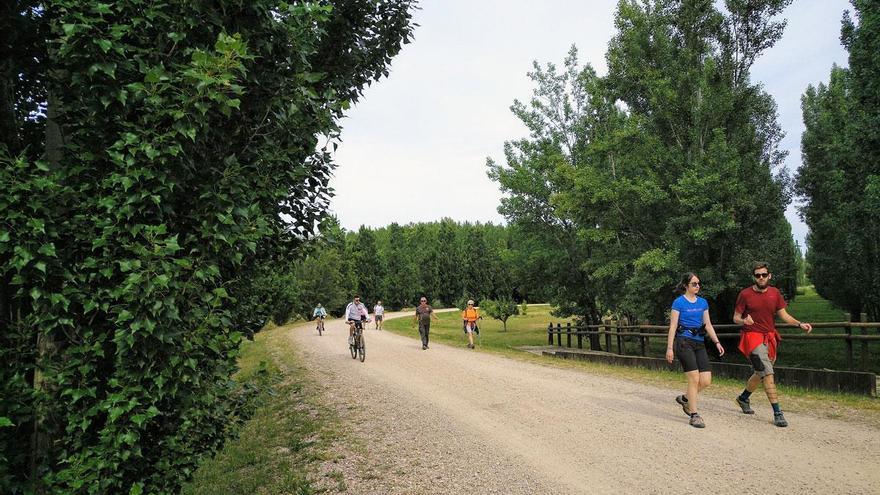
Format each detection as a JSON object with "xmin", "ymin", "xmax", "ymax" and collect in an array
[{"xmin": 672, "ymin": 295, "xmax": 708, "ymax": 341}]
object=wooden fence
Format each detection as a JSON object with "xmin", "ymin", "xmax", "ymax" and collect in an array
[{"xmin": 547, "ymin": 320, "xmax": 880, "ymax": 372}]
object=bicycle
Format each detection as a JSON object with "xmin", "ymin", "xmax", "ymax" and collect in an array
[
  {"xmin": 349, "ymin": 319, "xmax": 366, "ymax": 362},
  {"xmin": 316, "ymin": 316, "xmax": 325, "ymax": 336}
]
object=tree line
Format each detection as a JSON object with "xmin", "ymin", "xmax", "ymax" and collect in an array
[{"xmin": 285, "ymin": 217, "xmax": 543, "ymax": 317}]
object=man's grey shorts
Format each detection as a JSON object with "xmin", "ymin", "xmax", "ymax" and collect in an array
[{"xmin": 748, "ymin": 343, "xmax": 775, "ymax": 377}]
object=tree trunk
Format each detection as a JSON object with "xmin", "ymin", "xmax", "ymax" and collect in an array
[{"xmin": 30, "ymin": 93, "xmax": 64, "ymax": 492}]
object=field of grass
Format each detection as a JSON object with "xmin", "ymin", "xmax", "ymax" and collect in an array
[
  {"xmin": 776, "ymin": 285, "xmax": 878, "ymax": 372},
  {"xmin": 181, "ymin": 324, "xmax": 342, "ymax": 495},
  {"xmin": 383, "ymin": 304, "xmax": 576, "ymax": 352}
]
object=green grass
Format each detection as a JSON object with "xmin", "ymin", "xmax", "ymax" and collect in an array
[
  {"xmin": 776, "ymin": 285, "xmax": 879, "ymax": 373},
  {"xmin": 383, "ymin": 304, "xmax": 576, "ymax": 352},
  {"xmin": 181, "ymin": 325, "xmax": 340, "ymax": 495}
]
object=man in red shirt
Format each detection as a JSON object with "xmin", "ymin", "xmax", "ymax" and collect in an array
[{"xmin": 732, "ymin": 262, "xmax": 812, "ymax": 427}]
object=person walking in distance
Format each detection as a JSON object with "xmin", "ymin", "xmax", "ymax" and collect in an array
[
  {"xmin": 733, "ymin": 262, "xmax": 812, "ymax": 427},
  {"xmin": 462, "ymin": 300, "xmax": 480, "ymax": 349},
  {"xmin": 374, "ymin": 300, "xmax": 385, "ymax": 330},
  {"xmin": 665, "ymin": 273, "xmax": 725, "ymax": 428},
  {"xmin": 413, "ymin": 297, "xmax": 438, "ymax": 350}
]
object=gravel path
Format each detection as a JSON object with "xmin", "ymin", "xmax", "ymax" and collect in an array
[{"xmin": 290, "ymin": 312, "xmax": 880, "ymax": 494}]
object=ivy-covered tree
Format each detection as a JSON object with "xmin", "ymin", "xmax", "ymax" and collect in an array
[{"xmin": 0, "ymin": 2, "xmax": 415, "ymax": 493}]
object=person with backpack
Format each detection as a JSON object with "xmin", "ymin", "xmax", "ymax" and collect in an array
[
  {"xmin": 462, "ymin": 299, "xmax": 480, "ymax": 349},
  {"xmin": 665, "ymin": 272, "xmax": 725, "ymax": 428}
]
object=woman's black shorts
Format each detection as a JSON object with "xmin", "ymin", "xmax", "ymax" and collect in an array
[{"xmin": 675, "ymin": 337, "xmax": 710, "ymax": 373}]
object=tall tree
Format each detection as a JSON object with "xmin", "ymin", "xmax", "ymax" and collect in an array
[
  {"xmin": 382, "ymin": 222, "xmax": 418, "ymax": 309},
  {"xmin": 798, "ymin": 1, "xmax": 880, "ymax": 320},
  {"xmin": 487, "ymin": 47, "xmax": 604, "ymax": 325},
  {"xmin": 489, "ymin": 0, "xmax": 798, "ymax": 324},
  {"xmin": 0, "ymin": 2, "xmax": 415, "ymax": 493},
  {"xmin": 348, "ymin": 226, "xmax": 384, "ymax": 305}
]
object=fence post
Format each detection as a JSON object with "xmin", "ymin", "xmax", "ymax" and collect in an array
[
  {"xmin": 845, "ymin": 315, "xmax": 854, "ymax": 370},
  {"xmin": 640, "ymin": 328, "xmax": 647, "ymax": 357},
  {"xmin": 576, "ymin": 322, "xmax": 583, "ymax": 349},
  {"xmin": 548, "ymin": 323, "xmax": 553, "ymax": 346},
  {"xmin": 556, "ymin": 323, "xmax": 562, "ymax": 347},
  {"xmin": 566, "ymin": 322, "xmax": 572, "ymax": 348},
  {"xmin": 860, "ymin": 313, "xmax": 869, "ymax": 371},
  {"xmin": 604, "ymin": 320, "xmax": 611, "ymax": 353},
  {"xmin": 616, "ymin": 320, "xmax": 623, "ymax": 355}
]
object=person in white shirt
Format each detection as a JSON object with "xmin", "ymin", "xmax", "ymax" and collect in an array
[
  {"xmin": 373, "ymin": 300, "xmax": 385, "ymax": 330},
  {"xmin": 344, "ymin": 296, "xmax": 369, "ymax": 344}
]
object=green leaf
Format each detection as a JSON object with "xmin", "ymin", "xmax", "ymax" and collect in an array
[
  {"xmin": 38, "ymin": 243, "xmax": 57, "ymax": 257},
  {"xmin": 91, "ymin": 3, "xmax": 112, "ymax": 14},
  {"xmin": 96, "ymin": 39, "xmax": 113, "ymax": 53},
  {"xmin": 0, "ymin": 417, "xmax": 14, "ymax": 427}
]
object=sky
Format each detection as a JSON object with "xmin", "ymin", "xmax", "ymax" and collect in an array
[{"xmin": 329, "ymin": 0, "xmax": 852, "ymax": 249}]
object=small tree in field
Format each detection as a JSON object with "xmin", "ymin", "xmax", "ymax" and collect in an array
[{"xmin": 482, "ymin": 299, "xmax": 519, "ymax": 332}]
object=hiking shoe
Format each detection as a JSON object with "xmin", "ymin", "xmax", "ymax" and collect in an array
[
  {"xmin": 689, "ymin": 413, "xmax": 705, "ymax": 428},
  {"xmin": 774, "ymin": 412, "xmax": 788, "ymax": 427},
  {"xmin": 675, "ymin": 395, "xmax": 690, "ymax": 416},
  {"xmin": 422, "ymin": 345, "xmax": 427, "ymax": 350},
  {"xmin": 735, "ymin": 396, "xmax": 755, "ymax": 414}
]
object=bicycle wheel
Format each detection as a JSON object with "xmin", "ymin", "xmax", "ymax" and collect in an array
[
  {"xmin": 350, "ymin": 330, "xmax": 358, "ymax": 359},
  {"xmin": 358, "ymin": 334, "xmax": 365, "ymax": 362},
  {"xmin": 317, "ymin": 320, "xmax": 323, "ymax": 336}
]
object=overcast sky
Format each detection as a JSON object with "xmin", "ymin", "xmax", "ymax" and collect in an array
[{"xmin": 329, "ymin": 0, "xmax": 852, "ymax": 249}]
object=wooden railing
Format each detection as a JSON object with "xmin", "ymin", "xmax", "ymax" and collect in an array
[{"xmin": 547, "ymin": 321, "xmax": 880, "ymax": 372}]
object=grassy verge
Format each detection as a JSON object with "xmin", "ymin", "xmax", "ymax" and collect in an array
[
  {"xmin": 181, "ymin": 324, "xmax": 341, "ymax": 495},
  {"xmin": 385, "ymin": 304, "xmax": 880, "ymax": 424}
]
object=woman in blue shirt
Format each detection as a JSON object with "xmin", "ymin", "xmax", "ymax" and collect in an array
[{"xmin": 665, "ymin": 272, "xmax": 725, "ymax": 428}]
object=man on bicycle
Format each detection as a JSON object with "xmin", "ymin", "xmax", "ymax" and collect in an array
[
  {"xmin": 313, "ymin": 303, "xmax": 327, "ymax": 330},
  {"xmin": 344, "ymin": 296, "xmax": 369, "ymax": 345}
]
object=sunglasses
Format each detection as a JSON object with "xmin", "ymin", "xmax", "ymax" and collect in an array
[
  {"xmin": 753, "ymin": 273, "xmax": 770, "ymax": 279},
  {"xmin": 689, "ymin": 282, "xmax": 701, "ymax": 287}
]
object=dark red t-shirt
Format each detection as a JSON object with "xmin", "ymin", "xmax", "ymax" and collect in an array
[{"xmin": 734, "ymin": 286, "xmax": 787, "ymax": 334}]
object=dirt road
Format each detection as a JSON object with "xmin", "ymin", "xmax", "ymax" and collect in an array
[{"xmin": 291, "ymin": 312, "xmax": 880, "ymax": 494}]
